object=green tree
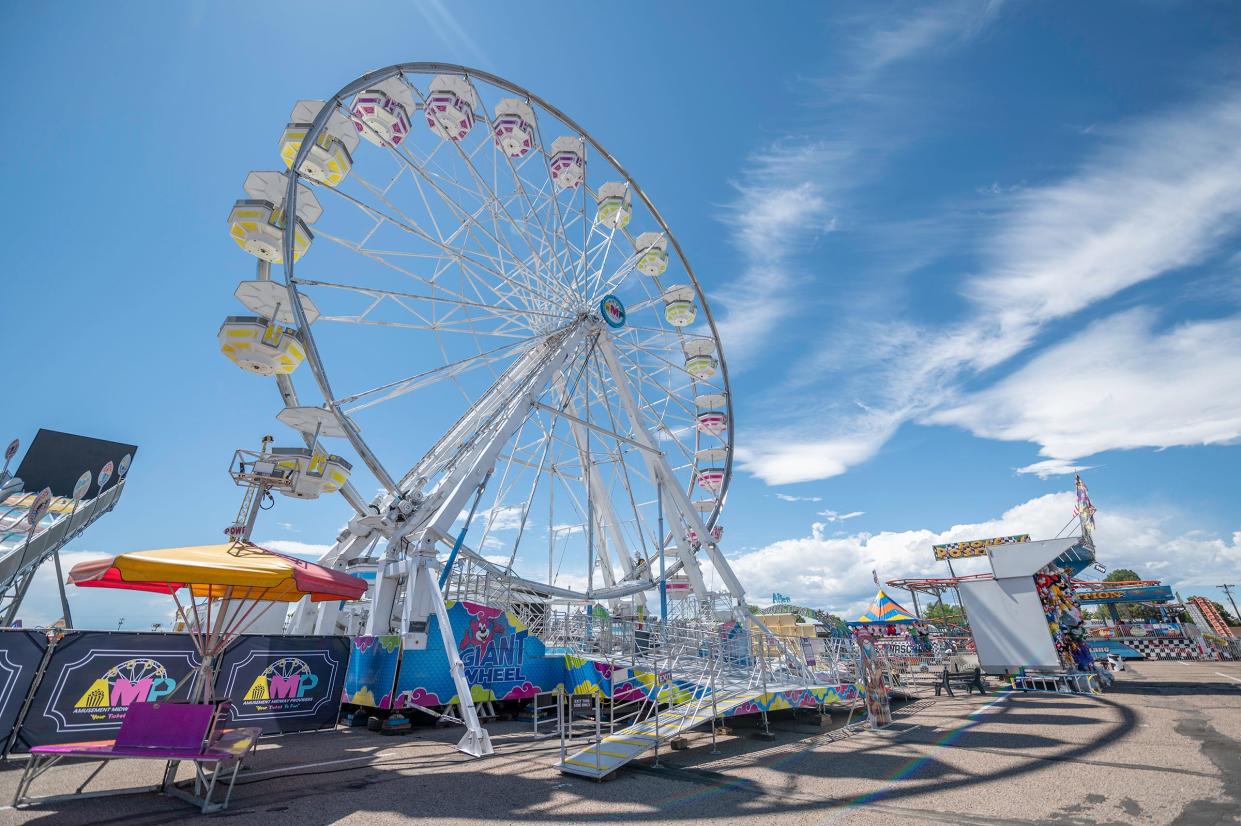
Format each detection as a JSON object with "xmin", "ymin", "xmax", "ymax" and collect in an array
[
  {"xmin": 812, "ymin": 611, "xmax": 848, "ymax": 635},
  {"xmin": 1098, "ymin": 568, "xmax": 1159, "ymax": 621},
  {"xmin": 923, "ymin": 603, "xmax": 965, "ymax": 624},
  {"xmin": 1207, "ymin": 600, "xmax": 1238, "ymax": 626}
]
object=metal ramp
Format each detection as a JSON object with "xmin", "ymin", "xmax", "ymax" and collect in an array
[{"xmin": 558, "ymin": 684, "xmax": 762, "ymax": 779}]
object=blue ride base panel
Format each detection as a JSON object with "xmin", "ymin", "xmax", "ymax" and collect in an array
[{"xmin": 342, "ymin": 600, "xmax": 856, "ymax": 714}]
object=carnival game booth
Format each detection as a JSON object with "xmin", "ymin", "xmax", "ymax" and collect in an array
[
  {"xmin": 845, "ymin": 590, "xmax": 925, "ymax": 678},
  {"xmin": 948, "ymin": 535, "xmax": 1099, "ymax": 693},
  {"xmin": 1074, "ymin": 581, "xmax": 1207, "ymax": 660}
]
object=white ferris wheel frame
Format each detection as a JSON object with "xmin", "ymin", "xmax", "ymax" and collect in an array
[{"xmin": 271, "ymin": 62, "xmax": 749, "ymax": 625}]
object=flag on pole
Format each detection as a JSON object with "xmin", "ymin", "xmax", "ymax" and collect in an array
[{"xmin": 1074, "ymin": 474, "xmax": 1096, "ymax": 532}]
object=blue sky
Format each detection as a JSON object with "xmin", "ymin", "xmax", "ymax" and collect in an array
[{"xmin": 2, "ymin": 1, "xmax": 1239, "ymax": 628}]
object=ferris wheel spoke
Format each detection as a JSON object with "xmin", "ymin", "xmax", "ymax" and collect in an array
[
  {"xmin": 294, "ymin": 277, "xmax": 570, "ymax": 326},
  {"xmin": 314, "ymin": 196, "xmax": 558, "ymax": 320},
  {"xmin": 443, "ymin": 115, "xmax": 572, "ymax": 295},
  {"xmin": 328, "ymin": 175, "xmax": 569, "ymax": 316},
  {"xmin": 350, "ymin": 170, "xmax": 561, "ymax": 321},
  {"xmin": 381, "ymin": 130, "xmax": 581, "ymax": 312},
  {"xmin": 613, "ymin": 336, "xmax": 713, "ymax": 394},
  {"xmin": 610, "ymin": 342, "xmax": 703, "ymax": 422},
  {"xmin": 336, "ymin": 335, "xmax": 547, "ymax": 414}
]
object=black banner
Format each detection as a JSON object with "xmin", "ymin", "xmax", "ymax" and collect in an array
[
  {"xmin": 15, "ymin": 429, "xmax": 137, "ymax": 500},
  {"xmin": 214, "ymin": 636, "xmax": 350, "ymax": 735},
  {"xmin": 13, "ymin": 631, "xmax": 201, "ymax": 752},
  {"xmin": 0, "ymin": 630, "xmax": 51, "ymax": 757}
]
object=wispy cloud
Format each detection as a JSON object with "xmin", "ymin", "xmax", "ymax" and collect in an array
[
  {"xmin": 855, "ymin": 1, "xmax": 1005, "ymax": 76},
  {"xmin": 412, "ymin": 0, "xmax": 488, "ymax": 67},
  {"xmin": 713, "ymin": 142, "xmax": 841, "ymax": 369},
  {"xmin": 817, "ymin": 509, "xmax": 865, "ymax": 522},
  {"xmin": 1015, "ymin": 459, "xmax": 1098, "ymax": 479},
  {"xmin": 773, "ymin": 493, "xmax": 823, "ymax": 503},
  {"xmin": 739, "ymin": 90, "xmax": 1241, "ymax": 484},
  {"xmin": 932, "ymin": 308, "xmax": 1241, "ymax": 464}
]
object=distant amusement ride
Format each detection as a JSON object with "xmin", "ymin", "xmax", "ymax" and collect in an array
[{"xmin": 216, "ymin": 63, "xmax": 840, "ymax": 763}]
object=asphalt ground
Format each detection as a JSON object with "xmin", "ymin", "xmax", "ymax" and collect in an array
[{"xmin": 0, "ymin": 660, "xmax": 1237, "ymax": 825}]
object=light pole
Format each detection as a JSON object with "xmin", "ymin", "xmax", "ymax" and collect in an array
[{"xmin": 1218, "ymin": 585, "xmax": 1240, "ymax": 626}]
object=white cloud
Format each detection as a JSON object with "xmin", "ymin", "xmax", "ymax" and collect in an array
[
  {"xmin": 970, "ymin": 94, "xmax": 1241, "ymax": 343},
  {"xmin": 713, "ymin": 142, "xmax": 839, "ymax": 368},
  {"xmin": 736, "ymin": 408, "xmax": 901, "ymax": 485},
  {"xmin": 773, "ymin": 493, "xmax": 823, "ymax": 503},
  {"xmin": 15, "ymin": 551, "xmax": 174, "ymax": 631},
  {"xmin": 854, "ymin": 1, "xmax": 1005, "ymax": 77},
  {"xmin": 932, "ymin": 309, "xmax": 1241, "ymax": 463},
  {"xmin": 473, "ymin": 505, "xmax": 525, "ymax": 532},
  {"xmin": 719, "ymin": 491, "xmax": 1241, "ymax": 617},
  {"xmin": 816, "ymin": 510, "xmax": 865, "ymax": 523},
  {"xmin": 256, "ymin": 539, "xmax": 333, "ymax": 561},
  {"xmin": 738, "ymin": 91, "xmax": 1241, "ymax": 484},
  {"xmin": 1016, "ymin": 459, "xmax": 1098, "ymax": 479}
]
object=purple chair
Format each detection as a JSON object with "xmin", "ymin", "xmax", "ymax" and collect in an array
[{"xmin": 14, "ymin": 701, "xmax": 261, "ymax": 814}]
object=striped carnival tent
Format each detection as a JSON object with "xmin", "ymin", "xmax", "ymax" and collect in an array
[{"xmin": 850, "ymin": 589, "xmax": 917, "ymax": 626}]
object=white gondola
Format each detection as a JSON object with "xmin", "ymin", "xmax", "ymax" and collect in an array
[
  {"xmin": 227, "ymin": 171, "xmax": 322, "ymax": 264},
  {"xmin": 217, "ymin": 316, "xmax": 305, "ymax": 375},
  {"xmin": 686, "ymin": 524, "xmax": 724, "ymax": 544},
  {"xmin": 695, "ymin": 392, "xmax": 728, "ymax": 435},
  {"xmin": 425, "ymin": 75, "xmax": 479, "ymax": 141},
  {"xmin": 634, "ymin": 232, "xmax": 668, "ymax": 276},
  {"xmin": 683, "ymin": 338, "xmax": 717, "ymax": 380},
  {"xmin": 268, "ymin": 447, "xmax": 352, "ymax": 499},
  {"xmin": 351, "ymin": 77, "xmax": 417, "ymax": 146},
  {"xmin": 548, "ymin": 136, "xmax": 584, "ymax": 189},
  {"xmin": 278, "ymin": 100, "xmax": 360, "ymax": 187},
  {"xmin": 695, "ymin": 447, "xmax": 728, "ymax": 491},
  {"xmin": 662, "ymin": 285, "xmax": 697, "ymax": 327},
  {"xmin": 492, "ymin": 98, "xmax": 537, "ymax": 158},
  {"xmin": 277, "ymin": 405, "xmax": 352, "ymax": 438},
  {"xmin": 596, "ymin": 182, "xmax": 631, "ymax": 228},
  {"xmin": 233, "ymin": 280, "xmax": 320, "ymax": 325}
]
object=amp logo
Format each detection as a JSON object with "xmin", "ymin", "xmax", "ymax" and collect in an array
[
  {"xmin": 244, "ymin": 657, "xmax": 319, "ymax": 700},
  {"xmin": 74, "ymin": 658, "xmax": 177, "ymax": 710}
]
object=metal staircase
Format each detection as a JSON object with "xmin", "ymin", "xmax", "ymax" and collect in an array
[{"xmin": 556, "ymin": 611, "xmax": 822, "ymax": 779}]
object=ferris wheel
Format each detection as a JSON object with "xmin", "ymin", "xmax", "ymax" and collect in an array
[{"xmin": 218, "ymin": 64, "xmax": 750, "ymax": 641}]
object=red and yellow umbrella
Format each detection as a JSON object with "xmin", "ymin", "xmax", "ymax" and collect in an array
[
  {"xmin": 68, "ymin": 541, "xmax": 366, "ymax": 699},
  {"xmin": 69, "ymin": 541, "xmax": 366, "ymax": 602}
]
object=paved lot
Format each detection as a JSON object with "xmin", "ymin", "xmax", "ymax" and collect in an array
[{"xmin": 0, "ymin": 660, "xmax": 1238, "ymax": 825}]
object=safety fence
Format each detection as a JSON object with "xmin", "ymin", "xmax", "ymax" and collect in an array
[{"xmin": 0, "ymin": 629, "xmax": 350, "ymax": 757}]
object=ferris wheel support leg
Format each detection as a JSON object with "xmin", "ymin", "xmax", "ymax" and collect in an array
[
  {"xmin": 366, "ymin": 541, "xmax": 404, "ymax": 637},
  {"xmin": 386, "ymin": 325, "xmax": 588, "ymax": 640},
  {"xmin": 407, "ymin": 538, "xmax": 492, "ymax": 757},
  {"xmin": 288, "ymin": 528, "xmax": 377, "ymax": 635}
]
